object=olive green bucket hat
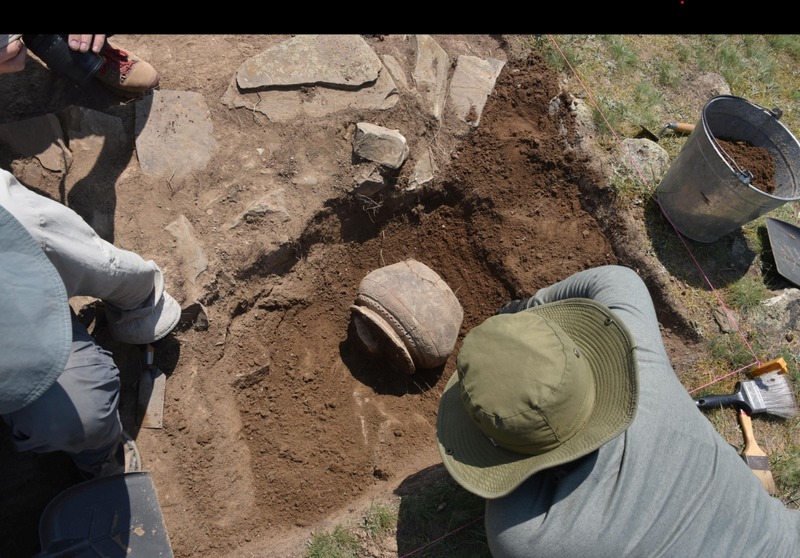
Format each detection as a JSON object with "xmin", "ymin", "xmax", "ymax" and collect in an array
[{"xmin": 436, "ymin": 298, "xmax": 639, "ymax": 499}]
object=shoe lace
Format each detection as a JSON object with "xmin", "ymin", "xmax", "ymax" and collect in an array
[{"xmin": 100, "ymin": 47, "xmax": 135, "ymax": 77}]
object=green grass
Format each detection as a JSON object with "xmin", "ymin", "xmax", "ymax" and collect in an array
[
  {"xmin": 725, "ymin": 275, "xmax": 771, "ymax": 310},
  {"xmin": 302, "ymin": 478, "xmax": 488, "ymax": 558},
  {"xmin": 705, "ymin": 332, "xmax": 762, "ymax": 373},
  {"xmin": 362, "ymin": 501, "xmax": 398, "ymax": 539},
  {"xmin": 773, "ymin": 446, "xmax": 800, "ymax": 499},
  {"xmin": 602, "ymin": 35, "xmax": 638, "ymax": 72},
  {"xmin": 656, "ymin": 58, "xmax": 680, "ymax": 88},
  {"xmin": 306, "ymin": 525, "xmax": 361, "ymax": 558}
]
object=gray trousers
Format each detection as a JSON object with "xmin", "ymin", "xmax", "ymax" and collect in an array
[{"xmin": 2, "ymin": 311, "xmax": 122, "ymax": 474}]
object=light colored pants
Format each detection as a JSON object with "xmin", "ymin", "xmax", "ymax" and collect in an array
[{"xmin": 0, "ymin": 169, "xmax": 166, "ymax": 473}]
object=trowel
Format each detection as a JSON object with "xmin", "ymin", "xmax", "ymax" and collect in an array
[
  {"xmin": 636, "ymin": 122, "xmax": 695, "ymax": 142},
  {"xmin": 766, "ymin": 217, "xmax": 800, "ymax": 287},
  {"xmin": 138, "ymin": 344, "xmax": 166, "ymax": 429}
]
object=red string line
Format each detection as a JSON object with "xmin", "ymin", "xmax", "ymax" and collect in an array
[
  {"xmin": 546, "ymin": 35, "xmax": 762, "ymax": 389},
  {"xmin": 397, "ymin": 514, "xmax": 485, "ymax": 558}
]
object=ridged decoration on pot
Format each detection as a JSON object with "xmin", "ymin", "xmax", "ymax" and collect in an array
[{"xmin": 350, "ymin": 259, "xmax": 463, "ymax": 375}]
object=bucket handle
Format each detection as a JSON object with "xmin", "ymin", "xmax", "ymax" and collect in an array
[
  {"xmin": 709, "ymin": 99, "xmax": 781, "ymax": 186},
  {"xmin": 710, "ymin": 137, "xmax": 754, "ymax": 186},
  {"xmin": 749, "ymin": 101, "xmax": 783, "ymax": 121}
]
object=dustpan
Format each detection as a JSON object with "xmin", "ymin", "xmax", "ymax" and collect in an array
[
  {"xmin": 33, "ymin": 472, "xmax": 173, "ymax": 557},
  {"xmin": 766, "ymin": 217, "xmax": 800, "ymax": 287}
]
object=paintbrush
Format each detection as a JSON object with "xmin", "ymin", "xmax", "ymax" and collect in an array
[{"xmin": 694, "ymin": 370, "xmax": 799, "ymax": 419}]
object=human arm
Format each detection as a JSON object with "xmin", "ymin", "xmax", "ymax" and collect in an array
[{"xmin": 0, "ymin": 170, "xmax": 179, "ymax": 344}]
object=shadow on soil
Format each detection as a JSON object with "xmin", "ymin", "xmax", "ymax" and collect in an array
[
  {"xmin": 645, "ymin": 196, "xmax": 757, "ymax": 290},
  {"xmin": 339, "ymin": 322, "xmax": 445, "ymax": 396}
]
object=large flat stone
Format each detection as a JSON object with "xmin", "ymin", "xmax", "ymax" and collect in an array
[
  {"xmin": 59, "ymin": 105, "xmax": 126, "ymax": 173},
  {"xmin": 222, "ymin": 67, "xmax": 398, "ymax": 122},
  {"xmin": 135, "ymin": 90, "xmax": 216, "ymax": 180},
  {"xmin": 236, "ymin": 35, "xmax": 383, "ymax": 90},
  {"xmin": 448, "ymin": 56, "xmax": 505, "ymax": 127},
  {"xmin": 0, "ymin": 114, "xmax": 69, "ymax": 172},
  {"xmin": 412, "ymin": 35, "xmax": 449, "ymax": 121}
]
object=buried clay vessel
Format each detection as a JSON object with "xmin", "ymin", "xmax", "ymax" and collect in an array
[{"xmin": 350, "ymin": 259, "xmax": 463, "ymax": 374}]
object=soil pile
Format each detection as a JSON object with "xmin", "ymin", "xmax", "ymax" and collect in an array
[{"xmin": 716, "ymin": 138, "xmax": 776, "ymax": 194}]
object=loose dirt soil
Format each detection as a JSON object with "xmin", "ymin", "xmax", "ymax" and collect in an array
[
  {"xmin": 716, "ymin": 138, "xmax": 777, "ymax": 194},
  {"xmin": 0, "ymin": 35, "xmax": 702, "ymax": 558}
]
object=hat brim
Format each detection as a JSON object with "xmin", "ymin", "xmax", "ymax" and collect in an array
[{"xmin": 436, "ymin": 298, "xmax": 639, "ymax": 499}]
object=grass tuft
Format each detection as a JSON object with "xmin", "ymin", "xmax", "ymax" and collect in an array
[
  {"xmin": 363, "ymin": 501, "xmax": 398, "ymax": 539},
  {"xmin": 773, "ymin": 446, "xmax": 800, "ymax": 498},
  {"xmin": 305, "ymin": 525, "xmax": 360, "ymax": 558},
  {"xmin": 725, "ymin": 275, "xmax": 771, "ymax": 310}
]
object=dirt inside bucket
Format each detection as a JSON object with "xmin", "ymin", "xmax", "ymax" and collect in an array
[{"xmin": 716, "ymin": 137, "xmax": 776, "ymax": 194}]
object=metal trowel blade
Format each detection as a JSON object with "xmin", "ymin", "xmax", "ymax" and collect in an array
[
  {"xmin": 138, "ymin": 367, "xmax": 166, "ymax": 429},
  {"xmin": 766, "ymin": 217, "xmax": 800, "ymax": 287}
]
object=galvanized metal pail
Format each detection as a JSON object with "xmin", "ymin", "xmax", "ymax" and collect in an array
[{"xmin": 656, "ymin": 95, "xmax": 800, "ymax": 243}]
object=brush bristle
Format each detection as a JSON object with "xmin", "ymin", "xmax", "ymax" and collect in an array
[{"xmin": 755, "ymin": 371, "xmax": 799, "ymax": 419}]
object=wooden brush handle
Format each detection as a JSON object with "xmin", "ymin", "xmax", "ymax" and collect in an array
[
  {"xmin": 739, "ymin": 410, "xmax": 765, "ymax": 456},
  {"xmin": 738, "ymin": 410, "xmax": 777, "ymax": 495}
]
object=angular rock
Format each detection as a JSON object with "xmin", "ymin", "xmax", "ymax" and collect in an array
[
  {"xmin": 448, "ymin": 55, "xmax": 505, "ymax": 127},
  {"xmin": 412, "ymin": 35, "xmax": 449, "ymax": 121},
  {"xmin": 409, "ymin": 147, "xmax": 438, "ymax": 188},
  {"xmin": 712, "ymin": 306, "xmax": 739, "ymax": 333},
  {"xmin": 0, "ymin": 114, "xmax": 70, "ymax": 172},
  {"xmin": 571, "ymin": 97, "xmax": 597, "ymax": 143},
  {"xmin": 548, "ymin": 95, "xmax": 561, "ymax": 115},
  {"xmin": 135, "ymin": 90, "xmax": 216, "ymax": 180},
  {"xmin": 749, "ymin": 288, "xmax": 800, "ymax": 333},
  {"xmin": 236, "ymin": 35, "xmax": 382, "ymax": 90},
  {"xmin": 227, "ymin": 189, "xmax": 291, "ymax": 230},
  {"xmin": 166, "ymin": 215, "xmax": 208, "ymax": 285},
  {"xmin": 353, "ymin": 165, "xmax": 387, "ymax": 197},
  {"xmin": 620, "ymin": 138, "xmax": 671, "ymax": 183},
  {"xmin": 353, "ymin": 123, "xmax": 408, "ymax": 170},
  {"xmin": 382, "ymin": 55, "xmax": 408, "ymax": 90}
]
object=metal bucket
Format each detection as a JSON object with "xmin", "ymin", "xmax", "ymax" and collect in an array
[{"xmin": 656, "ymin": 95, "xmax": 800, "ymax": 242}]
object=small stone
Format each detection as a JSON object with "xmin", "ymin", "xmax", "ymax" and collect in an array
[{"xmin": 353, "ymin": 123, "xmax": 409, "ymax": 169}]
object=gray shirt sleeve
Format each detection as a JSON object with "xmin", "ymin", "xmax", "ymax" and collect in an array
[{"xmin": 486, "ymin": 266, "xmax": 800, "ymax": 558}]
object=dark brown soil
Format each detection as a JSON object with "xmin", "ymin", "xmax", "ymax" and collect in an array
[{"xmin": 716, "ymin": 138, "xmax": 776, "ymax": 194}]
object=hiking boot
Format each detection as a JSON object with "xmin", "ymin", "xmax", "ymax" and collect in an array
[{"xmin": 95, "ymin": 41, "xmax": 159, "ymax": 97}]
